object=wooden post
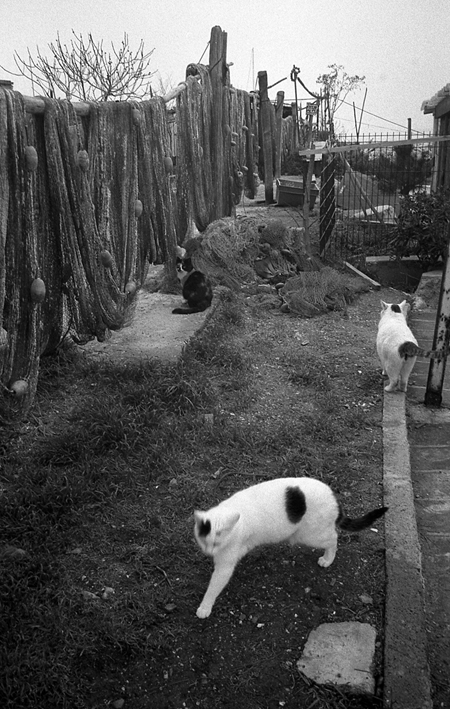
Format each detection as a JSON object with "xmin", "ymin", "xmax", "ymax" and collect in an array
[
  {"xmin": 319, "ymin": 152, "xmax": 336, "ymax": 256},
  {"xmin": 425, "ymin": 235, "xmax": 450, "ymax": 407},
  {"xmin": 258, "ymin": 71, "xmax": 274, "ymax": 205},
  {"xmin": 291, "ymin": 102, "xmax": 298, "ymax": 152},
  {"xmin": 302, "ymin": 110, "xmax": 315, "ymax": 252},
  {"xmin": 209, "ymin": 26, "xmax": 227, "ymax": 219},
  {"xmin": 275, "ymin": 91, "xmax": 284, "ymax": 179}
]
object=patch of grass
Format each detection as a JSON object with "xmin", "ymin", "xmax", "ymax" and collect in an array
[{"xmin": 0, "ymin": 288, "xmax": 385, "ymax": 708}]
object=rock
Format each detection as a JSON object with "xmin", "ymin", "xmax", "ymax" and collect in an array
[
  {"xmin": 359, "ymin": 593, "xmax": 373, "ymax": 605},
  {"xmin": 82, "ymin": 590, "xmax": 99, "ymax": 601},
  {"xmin": 297, "ymin": 621, "xmax": 377, "ymax": 694}
]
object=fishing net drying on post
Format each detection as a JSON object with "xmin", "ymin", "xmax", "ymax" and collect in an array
[
  {"xmin": 0, "ymin": 89, "xmax": 72, "ymax": 419},
  {"xmin": 186, "ymin": 216, "xmax": 264, "ymax": 289},
  {"xmin": 280, "ymin": 267, "xmax": 369, "ymax": 317},
  {"xmin": 0, "ymin": 91, "xmax": 174, "ymax": 421},
  {"xmin": 184, "ymin": 216, "xmax": 304, "ymax": 290},
  {"xmin": 175, "ymin": 67, "xmax": 259, "ymax": 238}
]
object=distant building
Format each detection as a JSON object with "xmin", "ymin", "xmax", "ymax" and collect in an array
[{"xmin": 422, "ymin": 83, "xmax": 450, "ymax": 190}]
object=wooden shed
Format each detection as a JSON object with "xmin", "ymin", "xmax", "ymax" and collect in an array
[{"xmin": 422, "ymin": 83, "xmax": 450, "ymax": 190}]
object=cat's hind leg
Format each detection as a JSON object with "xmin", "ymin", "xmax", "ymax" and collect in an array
[
  {"xmin": 317, "ymin": 529, "xmax": 338, "ymax": 567},
  {"xmin": 384, "ymin": 373, "xmax": 399, "ymax": 392},
  {"xmin": 398, "ymin": 356, "xmax": 416, "ymax": 392}
]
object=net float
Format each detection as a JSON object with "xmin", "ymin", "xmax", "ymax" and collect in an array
[
  {"xmin": 24, "ymin": 145, "xmax": 38, "ymax": 172},
  {"xmin": 132, "ymin": 107, "xmax": 142, "ymax": 126},
  {"xmin": 125, "ymin": 280, "xmax": 137, "ymax": 295},
  {"xmin": 77, "ymin": 150, "xmax": 89, "ymax": 172},
  {"xmin": 135, "ymin": 199, "xmax": 143, "ymax": 218},
  {"xmin": 100, "ymin": 250, "xmax": 113, "ymax": 268},
  {"xmin": 30, "ymin": 278, "xmax": 46, "ymax": 303},
  {"xmin": 10, "ymin": 379, "xmax": 28, "ymax": 397}
]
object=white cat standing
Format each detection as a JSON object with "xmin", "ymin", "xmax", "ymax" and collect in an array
[
  {"xmin": 376, "ymin": 299, "xmax": 443, "ymax": 393},
  {"xmin": 376, "ymin": 300, "xmax": 417, "ymax": 392},
  {"xmin": 193, "ymin": 477, "xmax": 387, "ymax": 618}
]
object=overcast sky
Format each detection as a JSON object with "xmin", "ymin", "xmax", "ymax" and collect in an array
[{"xmin": 1, "ymin": 0, "xmax": 449, "ymax": 135}]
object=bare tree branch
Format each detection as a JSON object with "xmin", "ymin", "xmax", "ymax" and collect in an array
[
  {"xmin": 316, "ymin": 64, "xmax": 365, "ymax": 134},
  {"xmin": 1, "ymin": 31, "xmax": 156, "ymax": 101}
]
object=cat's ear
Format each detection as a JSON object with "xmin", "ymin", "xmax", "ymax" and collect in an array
[
  {"xmin": 194, "ymin": 510, "xmax": 205, "ymax": 523},
  {"xmin": 399, "ymin": 300, "xmax": 410, "ymax": 315},
  {"xmin": 380, "ymin": 300, "xmax": 389, "ymax": 310},
  {"xmin": 221, "ymin": 510, "xmax": 240, "ymax": 532}
]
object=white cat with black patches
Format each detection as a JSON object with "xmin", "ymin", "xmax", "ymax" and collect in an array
[
  {"xmin": 376, "ymin": 299, "xmax": 444, "ymax": 393},
  {"xmin": 193, "ymin": 477, "xmax": 387, "ymax": 618}
]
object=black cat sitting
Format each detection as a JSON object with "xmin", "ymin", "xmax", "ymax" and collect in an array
[{"xmin": 172, "ymin": 257, "xmax": 213, "ymax": 315}]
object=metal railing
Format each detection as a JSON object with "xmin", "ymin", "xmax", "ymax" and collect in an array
[{"xmin": 298, "ymin": 133, "xmax": 447, "ymax": 261}]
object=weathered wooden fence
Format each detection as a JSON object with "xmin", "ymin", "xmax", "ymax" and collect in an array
[{"xmin": 0, "ymin": 25, "xmax": 262, "ymax": 420}]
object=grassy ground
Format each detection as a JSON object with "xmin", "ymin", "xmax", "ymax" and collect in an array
[{"xmin": 0, "ymin": 285, "xmax": 391, "ymax": 709}]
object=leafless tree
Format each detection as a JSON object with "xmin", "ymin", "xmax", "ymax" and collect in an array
[
  {"xmin": 2, "ymin": 32, "xmax": 156, "ymax": 101},
  {"xmin": 316, "ymin": 64, "xmax": 365, "ymax": 135}
]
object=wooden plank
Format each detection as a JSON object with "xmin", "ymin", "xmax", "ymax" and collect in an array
[
  {"xmin": 435, "ymin": 95, "xmax": 450, "ymax": 120},
  {"xmin": 298, "ymin": 134, "xmax": 450, "ymax": 157},
  {"xmin": 209, "ymin": 26, "xmax": 227, "ymax": 219},
  {"xmin": 344, "ymin": 261, "xmax": 381, "ymax": 289},
  {"xmin": 258, "ymin": 70, "xmax": 274, "ymax": 205},
  {"xmin": 17, "ymin": 83, "xmax": 190, "ymax": 116},
  {"xmin": 22, "ymin": 95, "xmax": 91, "ymax": 115},
  {"xmin": 425, "ymin": 237, "xmax": 450, "ymax": 407},
  {"xmin": 274, "ymin": 90, "xmax": 284, "ymax": 180}
]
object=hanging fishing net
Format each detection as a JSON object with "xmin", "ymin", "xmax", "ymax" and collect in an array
[{"xmin": 0, "ymin": 88, "xmax": 177, "ymax": 420}]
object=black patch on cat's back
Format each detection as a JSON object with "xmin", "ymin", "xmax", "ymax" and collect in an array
[
  {"xmin": 198, "ymin": 519, "xmax": 211, "ymax": 537},
  {"xmin": 285, "ymin": 486, "xmax": 306, "ymax": 523},
  {"xmin": 391, "ymin": 303, "xmax": 401, "ymax": 313}
]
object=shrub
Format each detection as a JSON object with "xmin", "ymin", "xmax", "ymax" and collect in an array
[{"xmin": 388, "ymin": 188, "xmax": 450, "ymax": 267}]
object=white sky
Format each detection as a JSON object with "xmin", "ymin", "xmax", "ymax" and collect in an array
[{"xmin": 1, "ymin": 0, "xmax": 449, "ymax": 135}]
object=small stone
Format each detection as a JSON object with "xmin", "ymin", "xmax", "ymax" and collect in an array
[
  {"xmin": 82, "ymin": 590, "xmax": 99, "ymax": 601},
  {"xmin": 102, "ymin": 587, "xmax": 115, "ymax": 600},
  {"xmin": 359, "ymin": 594, "xmax": 373, "ymax": 605},
  {"xmin": 112, "ymin": 699, "xmax": 125, "ymax": 709}
]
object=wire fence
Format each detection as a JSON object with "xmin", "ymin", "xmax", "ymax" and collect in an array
[{"xmin": 315, "ymin": 132, "xmax": 445, "ymax": 261}]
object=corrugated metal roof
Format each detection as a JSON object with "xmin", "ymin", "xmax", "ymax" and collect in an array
[{"xmin": 421, "ymin": 83, "xmax": 450, "ymax": 114}]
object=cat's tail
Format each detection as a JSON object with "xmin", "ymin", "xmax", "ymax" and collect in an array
[
  {"xmin": 338, "ymin": 506, "xmax": 388, "ymax": 532},
  {"xmin": 398, "ymin": 341, "xmax": 443, "ymax": 360}
]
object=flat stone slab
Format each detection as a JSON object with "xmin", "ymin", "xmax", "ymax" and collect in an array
[{"xmin": 297, "ymin": 621, "xmax": 376, "ymax": 694}]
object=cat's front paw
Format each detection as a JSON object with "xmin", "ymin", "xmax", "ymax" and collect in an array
[
  {"xmin": 318, "ymin": 555, "xmax": 333, "ymax": 568},
  {"xmin": 196, "ymin": 605, "xmax": 212, "ymax": 619}
]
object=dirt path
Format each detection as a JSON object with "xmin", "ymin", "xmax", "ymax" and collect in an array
[{"xmin": 81, "ymin": 273, "xmax": 211, "ymax": 364}]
